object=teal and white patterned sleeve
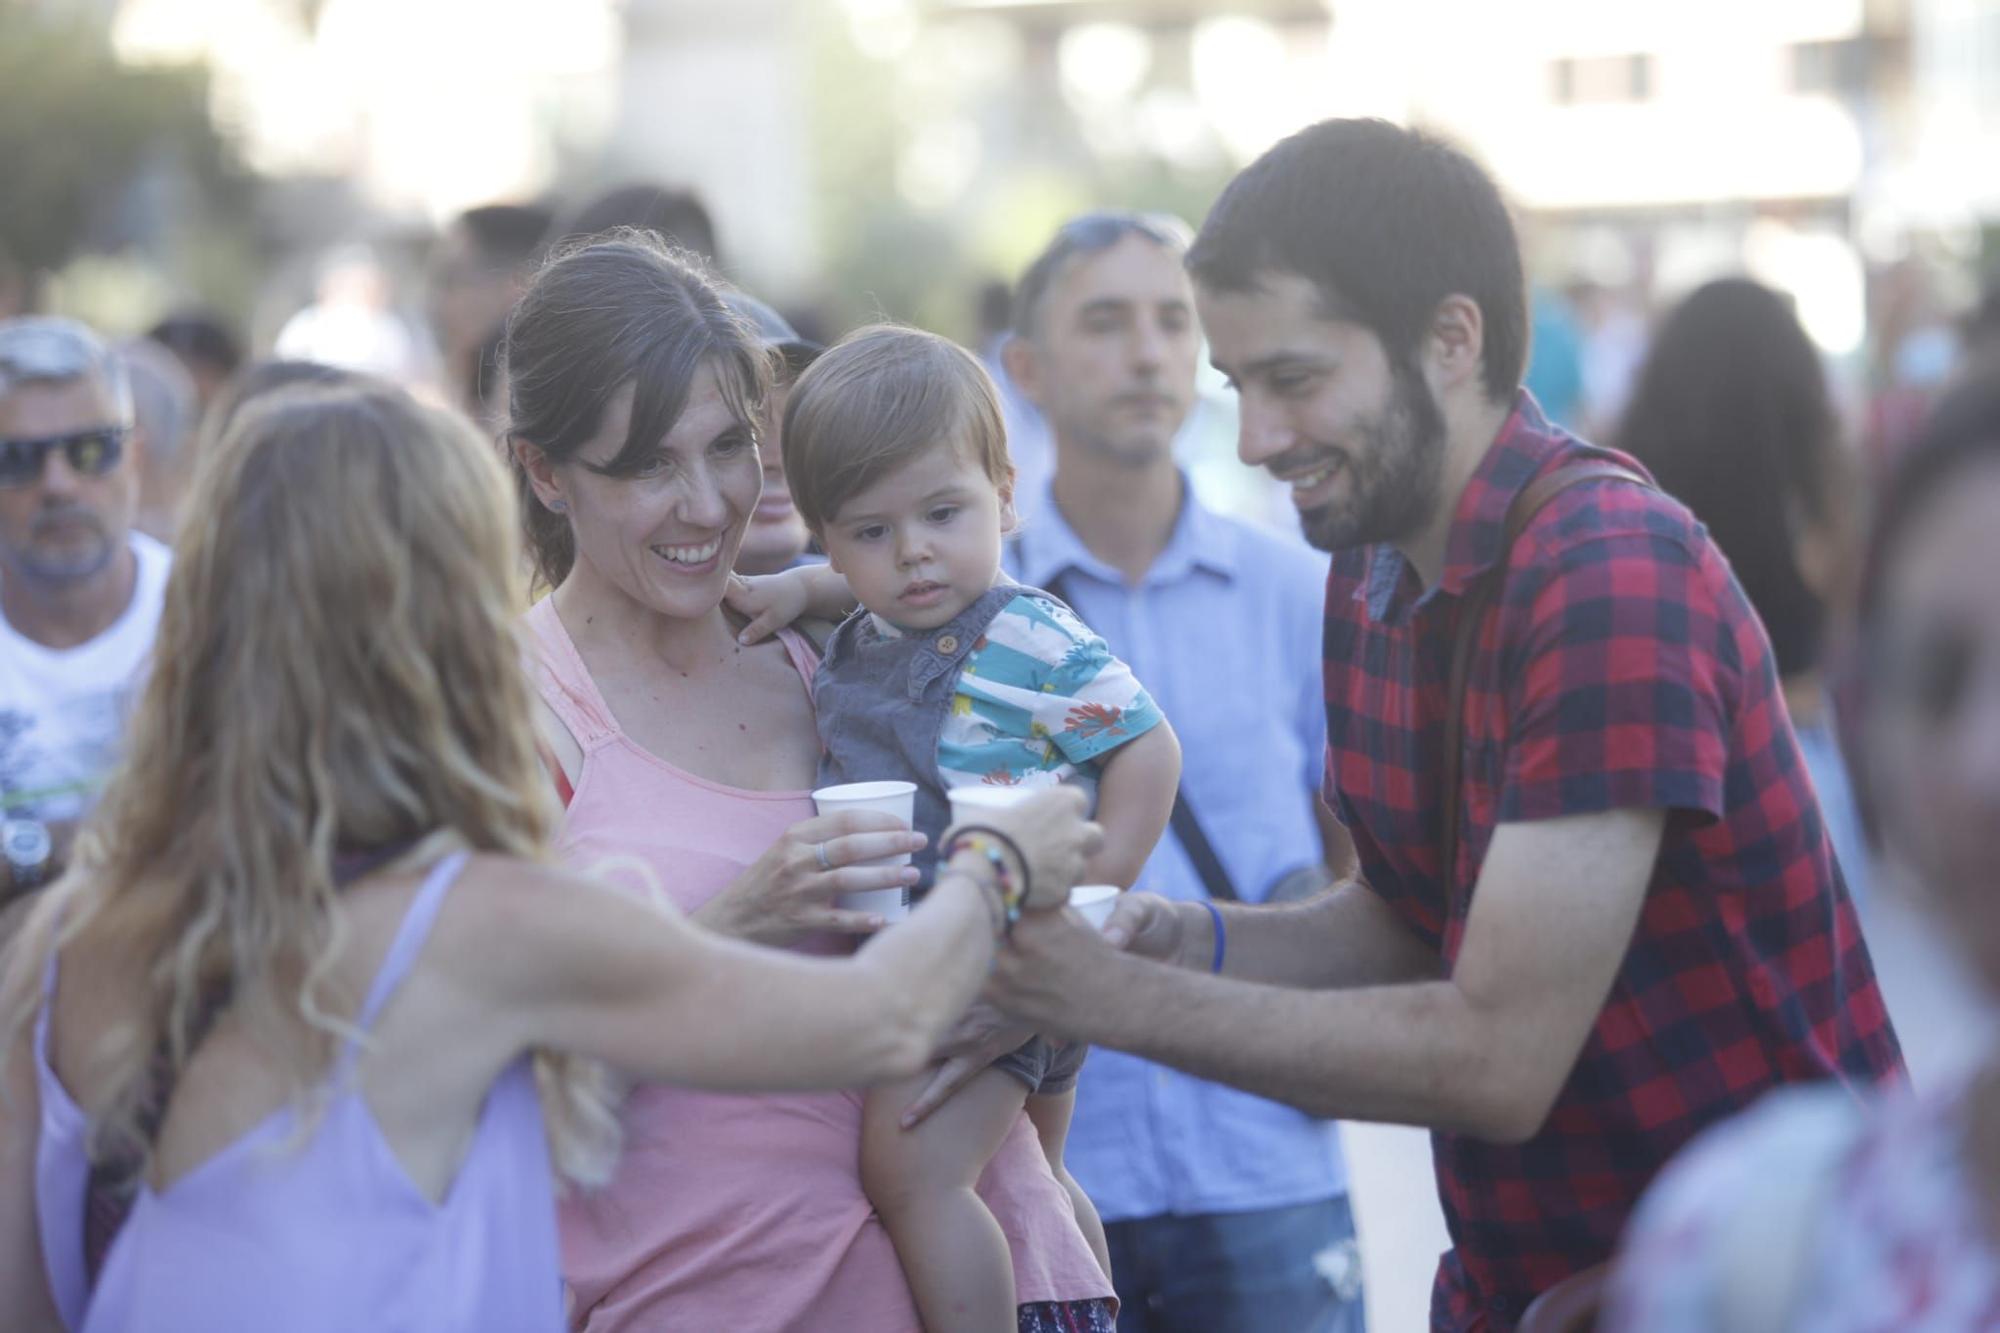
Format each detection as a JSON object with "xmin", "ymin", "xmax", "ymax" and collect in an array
[{"xmin": 994, "ymin": 595, "xmax": 1164, "ymax": 768}]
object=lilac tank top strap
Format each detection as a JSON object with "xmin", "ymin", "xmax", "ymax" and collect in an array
[
  {"xmin": 33, "ymin": 929, "xmax": 58, "ymax": 1053},
  {"xmin": 31, "ymin": 926, "xmax": 91, "ymax": 1329},
  {"xmin": 347, "ymin": 850, "xmax": 471, "ymax": 1044}
]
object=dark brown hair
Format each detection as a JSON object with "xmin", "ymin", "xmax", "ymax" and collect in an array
[
  {"xmin": 501, "ymin": 231, "xmax": 768, "ymax": 586},
  {"xmin": 781, "ymin": 324, "xmax": 1012, "ymax": 533},
  {"xmin": 1616, "ymin": 279, "xmax": 1848, "ymax": 679},
  {"xmin": 1187, "ymin": 117, "xmax": 1528, "ymax": 403}
]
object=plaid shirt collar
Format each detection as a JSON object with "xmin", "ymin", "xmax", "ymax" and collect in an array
[{"xmin": 1362, "ymin": 389, "xmax": 1566, "ymax": 626}]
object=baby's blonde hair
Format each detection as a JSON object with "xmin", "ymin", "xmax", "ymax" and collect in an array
[{"xmin": 0, "ymin": 381, "xmax": 619, "ymax": 1188}]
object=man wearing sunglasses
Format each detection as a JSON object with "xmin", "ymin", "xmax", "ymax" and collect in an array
[{"xmin": 0, "ymin": 317, "xmax": 171, "ymax": 898}]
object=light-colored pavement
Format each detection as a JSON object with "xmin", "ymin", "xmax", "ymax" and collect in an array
[
  {"xmin": 1346, "ymin": 1119, "xmax": 1451, "ymax": 1331},
  {"xmin": 1336, "ymin": 879, "xmax": 1988, "ymax": 1332}
]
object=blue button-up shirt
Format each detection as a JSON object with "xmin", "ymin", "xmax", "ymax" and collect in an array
[{"xmin": 1008, "ymin": 482, "xmax": 1348, "ymax": 1220}]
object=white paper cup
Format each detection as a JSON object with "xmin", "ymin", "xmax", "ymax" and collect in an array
[
  {"xmin": 835, "ymin": 885, "xmax": 911, "ymax": 922},
  {"xmin": 812, "ymin": 780, "xmax": 917, "ymax": 920},
  {"xmin": 1068, "ymin": 884, "xmax": 1121, "ymax": 930},
  {"xmin": 947, "ymin": 785, "xmax": 1037, "ymax": 829}
]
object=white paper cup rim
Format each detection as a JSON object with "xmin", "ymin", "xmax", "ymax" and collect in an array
[
  {"xmin": 949, "ymin": 786, "xmax": 1037, "ymax": 807},
  {"xmin": 813, "ymin": 780, "xmax": 918, "ymax": 803}
]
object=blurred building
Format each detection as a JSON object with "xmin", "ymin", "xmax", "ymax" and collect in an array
[
  {"xmin": 1893, "ymin": 0, "xmax": 2000, "ymax": 232},
  {"xmin": 1409, "ymin": 0, "xmax": 1911, "ymax": 359},
  {"xmin": 607, "ymin": 0, "xmax": 819, "ymax": 293},
  {"xmin": 50, "ymin": 0, "xmax": 2000, "ymax": 359},
  {"xmin": 898, "ymin": 0, "xmax": 1928, "ymax": 358}
]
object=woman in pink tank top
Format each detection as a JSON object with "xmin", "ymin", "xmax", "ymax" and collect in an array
[
  {"xmin": 0, "ymin": 382, "xmax": 1098, "ymax": 1332},
  {"xmin": 503, "ymin": 237, "xmax": 1116, "ymax": 1331}
]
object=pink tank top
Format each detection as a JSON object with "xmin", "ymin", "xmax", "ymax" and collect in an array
[
  {"xmin": 524, "ymin": 598, "xmax": 1110, "ymax": 1332},
  {"xmin": 34, "ymin": 852, "xmax": 564, "ymax": 1332}
]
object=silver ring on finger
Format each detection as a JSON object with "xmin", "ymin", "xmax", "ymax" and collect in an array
[{"xmin": 814, "ymin": 841, "xmax": 832, "ymax": 872}]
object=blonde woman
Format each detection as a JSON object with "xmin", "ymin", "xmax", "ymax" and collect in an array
[{"xmin": 0, "ymin": 382, "xmax": 1096, "ymax": 1333}]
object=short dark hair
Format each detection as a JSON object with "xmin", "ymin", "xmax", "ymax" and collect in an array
[
  {"xmin": 783, "ymin": 325, "xmax": 1011, "ymax": 534},
  {"xmin": 203, "ymin": 358, "xmax": 358, "ymax": 448},
  {"xmin": 1012, "ymin": 211, "xmax": 1192, "ymax": 340},
  {"xmin": 556, "ymin": 183, "xmax": 718, "ymax": 264},
  {"xmin": 1186, "ymin": 118, "xmax": 1528, "ymax": 401},
  {"xmin": 147, "ymin": 310, "xmax": 243, "ymax": 378},
  {"xmin": 454, "ymin": 203, "xmax": 554, "ymax": 268},
  {"xmin": 1617, "ymin": 278, "xmax": 1846, "ymax": 678},
  {"xmin": 502, "ymin": 232, "xmax": 767, "ymax": 587}
]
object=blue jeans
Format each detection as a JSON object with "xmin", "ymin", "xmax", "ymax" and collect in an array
[{"xmin": 1104, "ymin": 1195, "xmax": 1366, "ymax": 1333}]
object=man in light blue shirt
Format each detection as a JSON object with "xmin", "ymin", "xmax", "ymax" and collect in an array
[{"xmin": 1001, "ymin": 213, "xmax": 1363, "ymax": 1332}]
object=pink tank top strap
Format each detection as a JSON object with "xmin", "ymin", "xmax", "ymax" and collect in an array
[
  {"xmin": 774, "ymin": 624, "xmax": 822, "ymax": 683},
  {"xmin": 522, "ymin": 597, "xmax": 618, "ymax": 751},
  {"xmin": 351, "ymin": 851, "xmax": 471, "ymax": 1038}
]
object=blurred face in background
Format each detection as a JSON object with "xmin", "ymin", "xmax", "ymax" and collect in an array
[
  {"xmin": 1867, "ymin": 453, "xmax": 2000, "ymax": 994},
  {"xmin": 734, "ymin": 375, "xmax": 812, "ymax": 576},
  {"xmin": 0, "ymin": 376, "xmax": 138, "ymax": 590},
  {"xmin": 429, "ymin": 222, "xmax": 522, "ymax": 375},
  {"xmin": 1008, "ymin": 233, "xmax": 1200, "ymax": 471}
]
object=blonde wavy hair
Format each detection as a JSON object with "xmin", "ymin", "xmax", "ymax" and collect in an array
[{"xmin": 0, "ymin": 381, "xmax": 619, "ymax": 1188}]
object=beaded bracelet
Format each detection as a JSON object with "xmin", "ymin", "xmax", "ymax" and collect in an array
[{"xmin": 943, "ymin": 824, "xmax": 1031, "ymax": 935}]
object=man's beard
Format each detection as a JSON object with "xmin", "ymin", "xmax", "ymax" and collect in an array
[
  {"xmin": 1295, "ymin": 360, "xmax": 1448, "ymax": 554},
  {"xmin": 18, "ymin": 505, "xmax": 116, "ymax": 585}
]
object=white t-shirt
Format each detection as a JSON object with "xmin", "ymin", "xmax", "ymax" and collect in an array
[{"xmin": 0, "ymin": 533, "xmax": 171, "ymax": 822}]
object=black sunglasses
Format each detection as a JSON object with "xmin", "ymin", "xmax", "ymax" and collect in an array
[{"xmin": 0, "ymin": 426, "xmax": 128, "ymax": 488}]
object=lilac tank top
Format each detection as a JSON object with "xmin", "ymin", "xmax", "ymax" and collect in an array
[{"xmin": 33, "ymin": 852, "xmax": 565, "ymax": 1332}]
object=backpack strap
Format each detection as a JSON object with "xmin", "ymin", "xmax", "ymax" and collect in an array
[{"xmin": 1439, "ymin": 462, "xmax": 1652, "ymax": 895}]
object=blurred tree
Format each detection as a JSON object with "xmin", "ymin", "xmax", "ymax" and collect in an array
[
  {"xmin": 802, "ymin": 5, "xmax": 1239, "ymax": 345},
  {"xmin": 0, "ymin": 8, "xmax": 247, "ymax": 293}
]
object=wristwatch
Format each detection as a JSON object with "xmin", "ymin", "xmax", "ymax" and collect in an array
[{"xmin": 2, "ymin": 818, "xmax": 53, "ymax": 890}]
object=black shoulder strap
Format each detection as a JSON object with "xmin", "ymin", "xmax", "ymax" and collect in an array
[
  {"xmin": 1168, "ymin": 790, "xmax": 1241, "ymax": 902},
  {"xmin": 1020, "ymin": 538, "xmax": 1244, "ymax": 904}
]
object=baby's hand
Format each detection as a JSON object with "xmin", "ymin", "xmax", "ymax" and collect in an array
[
  {"xmin": 728, "ymin": 564, "xmax": 858, "ymax": 643},
  {"xmin": 727, "ymin": 570, "xmax": 814, "ymax": 644}
]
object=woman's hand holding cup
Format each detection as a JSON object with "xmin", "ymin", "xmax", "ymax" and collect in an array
[{"xmin": 706, "ymin": 809, "xmax": 924, "ymax": 945}]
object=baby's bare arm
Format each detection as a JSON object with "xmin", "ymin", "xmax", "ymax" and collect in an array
[
  {"xmin": 1084, "ymin": 721, "xmax": 1181, "ymax": 888},
  {"xmin": 726, "ymin": 565, "xmax": 856, "ymax": 643}
]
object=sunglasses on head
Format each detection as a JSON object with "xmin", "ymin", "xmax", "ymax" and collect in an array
[{"xmin": 0, "ymin": 426, "xmax": 127, "ymax": 488}]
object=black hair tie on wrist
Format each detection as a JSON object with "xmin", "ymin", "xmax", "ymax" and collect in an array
[{"xmin": 945, "ymin": 823, "xmax": 1035, "ymax": 931}]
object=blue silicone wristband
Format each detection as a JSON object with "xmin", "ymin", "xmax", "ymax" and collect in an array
[{"xmin": 1201, "ymin": 900, "xmax": 1226, "ymax": 975}]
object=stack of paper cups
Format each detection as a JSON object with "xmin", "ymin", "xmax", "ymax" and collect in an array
[{"xmin": 811, "ymin": 780, "xmax": 917, "ymax": 922}]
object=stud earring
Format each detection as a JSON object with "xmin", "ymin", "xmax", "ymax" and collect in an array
[{"xmin": 547, "ymin": 496, "xmax": 568, "ymax": 514}]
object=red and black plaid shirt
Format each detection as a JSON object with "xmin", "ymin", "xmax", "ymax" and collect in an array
[{"xmin": 1321, "ymin": 394, "xmax": 1903, "ymax": 1330}]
